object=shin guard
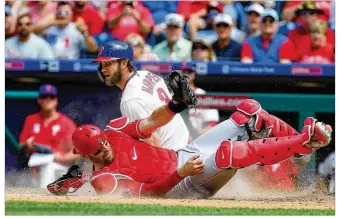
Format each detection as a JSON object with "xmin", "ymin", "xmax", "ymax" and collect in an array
[{"xmin": 215, "ymin": 126, "xmax": 313, "ymax": 169}]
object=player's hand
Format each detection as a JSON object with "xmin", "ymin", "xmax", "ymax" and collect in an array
[
  {"xmin": 22, "ymin": 136, "xmax": 35, "ymax": 153},
  {"xmin": 177, "ymin": 154, "xmax": 204, "ymax": 178}
]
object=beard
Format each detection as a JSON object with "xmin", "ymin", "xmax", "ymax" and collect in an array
[
  {"xmin": 19, "ymin": 30, "xmax": 29, "ymax": 38},
  {"xmin": 105, "ymin": 63, "xmax": 122, "ymax": 86}
]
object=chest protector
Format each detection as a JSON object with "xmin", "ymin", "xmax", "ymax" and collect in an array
[{"xmin": 93, "ymin": 130, "xmax": 178, "ymax": 183}]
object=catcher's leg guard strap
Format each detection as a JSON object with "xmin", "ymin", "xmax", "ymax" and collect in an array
[{"xmin": 215, "ymin": 126, "xmax": 313, "ymax": 169}]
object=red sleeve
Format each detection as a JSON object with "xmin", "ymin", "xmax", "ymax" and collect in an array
[
  {"xmin": 140, "ymin": 5, "xmax": 154, "ymax": 28},
  {"xmin": 279, "ymin": 39, "xmax": 297, "ymax": 61},
  {"xmin": 90, "ymin": 169, "xmax": 183, "ymax": 197},
  {"xmin": 19, "ymin": 116, "xmax": 31, "ymax": 145},
  {"xmin": 62, "ymin": 118, "xmax": 77, "ymax": 152},
  {"xmin": 88, "ymin": 7, "xmax": 105, "ymax": 35},
  {"xmin": 105, "ymin": 6, "xmax": 121, "ymax": 21},
  {"xmin": 326, "ymin": 28, "xmax": 335, "ymax": 45},
  {"xmin": 241, "ymin": 41, "xmax": 253, "ymax": 59},
  {"xmin": 106, "ymin": 117, "xmax": 151, "ymax": 140},
  {"xmin": 116, "ymin": 171, "xmax": 183, "ymax": 197},
  {"xmin": 176, "ymin": 1, "xmax": 191, "ymax": 20}
]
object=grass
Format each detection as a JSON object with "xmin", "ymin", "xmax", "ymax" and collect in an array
[{"xmin": 5, "ymin": 200, "xmax": 335, "ymax": 216}]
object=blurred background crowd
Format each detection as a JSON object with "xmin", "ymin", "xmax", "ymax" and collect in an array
[
  {"xmin": 5, "ymin": 0, "xmax": 335, "ymax": 197},
  {"xmin": 5, "ymin": 0, "xmax": 335, "ymax": 63}
]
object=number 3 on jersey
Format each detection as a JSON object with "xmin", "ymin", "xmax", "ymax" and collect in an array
[{"xmin": 157, "ymin": 88, "xmax": 170, "ymax": 103}]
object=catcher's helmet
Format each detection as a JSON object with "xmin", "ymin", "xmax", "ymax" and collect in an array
[
  {"xmin": 72, "ymin": 124, "xmax": 107, "ymax": 155},
  {"xmin": 92, "ymin": 41, "xmax": 134, "ymax": 62}
]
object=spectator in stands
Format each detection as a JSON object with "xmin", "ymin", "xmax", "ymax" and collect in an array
[
  {"xmin": 5, "ymin": 5, "xmax": 16, "ymax": 39},
  {"xmin": 179, "ymin": 63, "xmax": 219, "ymax": 139},
  {"xmin": 281, "ymin": 1, "xmax": 331, "ymax": 22},
  {"xmin": 19, "ymin": 84, "xmax": 79, "ymax": 188},
  {"xmin": 72, "ymin": 1, "xmax": 104, "ymax": 36},
  {"xmin": 125, "ymin": 33, "xmax": 159, "ymax": 61},
  {"xmin": 191, "ymin": 40, "xmax": 216, "ymax": 62},
  {"xmin": 211, "ymin": 14, "xmax": 241, "ymax": 61},
  {"xmin": 245, "ymin": 3, "xmax": 264, "ymax": 37},
  {"xmin": 187, "ymin": 1, "xmax": 223, "ymax": 40},
  {"xmin": 298, "ymin": 20, "xmax": 334, "ymax": 64},
  {"xmin": 5, "ymin": 14, "xmax": 54, "ymax": 59},
  {"xmin": 142, "ymin": 1, "xmax": 178, "ymax": 45},
  {"xmin": 241, "ymin": 9, "xmax": 296, "ymax": 64},
  {"xmin": 153, "ymin": 13, "xmax": 192, "ymax": 61},
  {"xmin": 28, "ymin": 1, "xmax": 57, "ymax": 36},
  {"xmin": 106, "ymin": 1, "xmax": 154, "ymax": 41},
  {"xmin": 44, "ymin": 1, "xmax": 97, "ymax": 59},
  {"xmin": 288, "ymin": 2, "xmax": 335, "ymax": 58}
]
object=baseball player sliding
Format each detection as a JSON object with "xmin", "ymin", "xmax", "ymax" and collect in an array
[
  {"xmin": 93, "ymin": 41, "xmax": 190, "ymax": 150},
  {"xmin": 47, "ymin": 70, "xmax": 332, "ymax": 199}
]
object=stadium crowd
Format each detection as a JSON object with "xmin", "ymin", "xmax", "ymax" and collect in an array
[{"xmin": 5, "ymin": 0, "xmax": 335, "ymax": 64}]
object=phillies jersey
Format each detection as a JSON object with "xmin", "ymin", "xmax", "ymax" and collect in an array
[
  {"xmin": 299, "ymin": 44, "xmax": 335, "ymax": 64},
  {"xmin": 19, "ymin": 112, "xmax": 76, "ymax": 154},
  {"xmin": 120, "ymin": 70, "xmax": 190, "ymax": 150}
]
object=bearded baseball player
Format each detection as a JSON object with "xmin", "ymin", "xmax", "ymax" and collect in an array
[
  {"xmin": 47, "ymin": 71, "xmax": 332, "ymax": 198},
  {"xmin": 92, "ymin": 41, "xmax": 190, "ymax": 150}
]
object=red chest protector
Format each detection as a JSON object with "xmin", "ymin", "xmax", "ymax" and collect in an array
[{"xmin": 93, "ymin": 130, "xmax": 178, "ymax": 183}]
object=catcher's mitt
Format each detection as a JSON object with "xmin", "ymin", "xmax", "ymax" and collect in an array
[
  {"xmin": 166, "ymin": 70, "xmax": 197, "ymax": 108},
  {"xmin": 47, "ymin": 165, "xmax": 86, "ymax": 196}
]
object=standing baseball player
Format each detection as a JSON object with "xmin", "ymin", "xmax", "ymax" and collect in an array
[
  {"xmin": 47, "ymin": 72, "xmax": 332, "ymax": 198},
  {"xmin": 92, "ymin": 41, "xmax": 190, "ymax": 150}
]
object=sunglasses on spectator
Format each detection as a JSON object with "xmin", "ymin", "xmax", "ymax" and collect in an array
[
  {"xmin": 262, "ymin": 18, "xmax": 275, "ymax": 24},
  {"xmin": 39, "ymin": 95, "xmax": 57, "ymax": 99},
  {"xmin": 57, "ymin": 10, "xmax": 71, "ymax": 16},
  {"xmin": 17, "ymin": 22, "xmax": 32, "ymax": 27},
  {"xmin": 193, "ymin": 44, "xmax": 209, "ymax": 50},
  {"xmin": 216, "ymin": 23, "xmax": 230, "ymax": 28},
  {"xmin": 301, "ymin": 10, "xmax": 317, "ymax": 16}
]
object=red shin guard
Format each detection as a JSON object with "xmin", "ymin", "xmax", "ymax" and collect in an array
[{"xmin": 215, "ymin": 126, "xmax": 313, "ymax": 169}]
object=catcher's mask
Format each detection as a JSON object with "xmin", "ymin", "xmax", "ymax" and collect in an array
[{"xmin": 72, "ymin": 124, "xmax": 107, "ymax": 155}]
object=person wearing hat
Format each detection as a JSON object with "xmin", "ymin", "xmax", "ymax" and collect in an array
[
  {"xmin": 245, "ymin": 3, "xmax": 264, "ymax": 37},
  {"xmin": 19, "ymin": 84, "xmax": 79, "ymax": 188},
  {"xmin": 191, "ymin": 40, "xmax": 216, "ymax": 62},
  {"xmin": 211, "ymin": 13, "xmax": 242, "ymax": 61},
  {"xmin": 125, "ymin": 33, "xmax": 159, "ymax": 61},
  {"xmin": 241, "ymin": 8, "xmax": 296, "ymax": 64},
  {"xmin": 287, "ymin": 2, "xmax": 335, "ymax": 59},
  {"xmin": 92, "ymin": 40, "xmax": 190, "ymax": 150},
  {"xmin": 153, "ymin": 13, "xmax": 192, "ymax": 61},
  {"xmin": 281, "ymin": 1, "xmax": 330, "ymax": 22}
]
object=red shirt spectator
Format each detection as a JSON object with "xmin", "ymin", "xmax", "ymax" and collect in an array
[
  {"xmin": 298, "ymin": 20, "xmax": 335, "ymax": 64},
  {"xmin": 177, "ymin": 1, "xmax": 223, "ymax": 21},
  {"xmin": 106, "ymin": 2, "xmax": 154, "ymax": 41},
  {"xmin": 288, "ymin": 27, "xmax": 335, "ymax": 59},
  {"xmin": 72, "ymin": 1, "xmax": 104, "ymax": 35}
]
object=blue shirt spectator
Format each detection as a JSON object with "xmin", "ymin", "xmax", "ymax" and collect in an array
[{"xmin": 211, "ymin": 14, "xmax": 241, "ymax": 61}]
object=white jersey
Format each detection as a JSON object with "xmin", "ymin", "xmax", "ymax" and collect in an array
[
  {"xmin": 120, "ymin": 70, "xmax": 190, "ymax": 151},
  {"xmin": 188, "ymin": 88, "xmax": 219, "ymax": 138}
]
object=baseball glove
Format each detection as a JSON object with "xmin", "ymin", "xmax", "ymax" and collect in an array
[
  {"xmin": 166, "ymin": 70, "xmax": 197, "ymax": 108},
  {"xmin": 47, "ymin": 165, "xmax": 86, "ymax": 196}
]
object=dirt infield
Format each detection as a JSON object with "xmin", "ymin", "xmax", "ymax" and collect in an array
[{"xmin": 5, "ymin": 185, "xmax": 335, "ymax": 210}]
